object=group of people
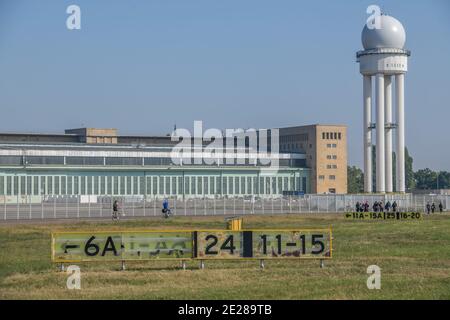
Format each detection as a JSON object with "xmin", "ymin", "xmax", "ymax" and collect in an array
[
  {"xmin": 355, "ymin": 200, "xmax": 445, "ymax": 214},
  {"xmin": 355, "ymin": 200, "xmax": 398, "ymax": 213},
  {"xmin": 426, "ymin": 202, "xmax": 444, "ymax": 215}
]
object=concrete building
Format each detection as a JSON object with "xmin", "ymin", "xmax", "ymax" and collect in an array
[
  {"xmin": 0, "ymin": 124, "xmax": 347, "ymax": 199},
  {"xmin": 279, "ymin": 125, "xmax": 347, "ymax": 194}
]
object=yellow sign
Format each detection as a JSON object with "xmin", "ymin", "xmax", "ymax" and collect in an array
[
  {"xmin": 52, "ymin": 229, "xmax": 332, "ymax": 263},
  {"xmin": 52, "ymin": 231, "xmax": 193, "ymax": 262},
  {"xmin": 344, "ymin": 212, "xmax": 422, "ymax": 220}
]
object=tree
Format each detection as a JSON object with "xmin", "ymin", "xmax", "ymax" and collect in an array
[
  {"xmin": 368, "ymin": 146, "xmax": 415, "ymax": 191},
  {"xmin": 414, "ymin": 168, "xmax": 437, "ymax": 190},
  {"xmin": 347, "ymin": 166, "xmax": 364, "ymax": 194},
  {"xmin": 392, "ymin": 147, "xmax": 415, "ymax": 191},
  {"xmin": 405, "ymin": 148, "xmax": 415, "ymax": 191},
  {"xmin": 437, "ymin": 171, "xmax": 450, "ymax": 189}
]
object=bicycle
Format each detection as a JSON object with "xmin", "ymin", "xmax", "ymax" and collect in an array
[{"xmin": 162, "ymin": 208, "xmax": 172, "ymax": 219}]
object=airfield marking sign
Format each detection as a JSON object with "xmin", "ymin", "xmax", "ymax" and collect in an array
[
  {"xmin": 52, "ymin": 229, "xmax": 332, "ymax": 263},
  {"xmin": 344, "ymin": 212, "xmax": 422, "ymax": 220}
]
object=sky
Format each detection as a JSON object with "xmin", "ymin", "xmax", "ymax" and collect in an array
[{"xmin": 0, "ymin": 0, "xmax": 449, "ymax": 171}]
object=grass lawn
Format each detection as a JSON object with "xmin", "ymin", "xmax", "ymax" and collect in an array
[{"xmin": 0, "ymin": 213, "xmax": 449, "ymax": 300}]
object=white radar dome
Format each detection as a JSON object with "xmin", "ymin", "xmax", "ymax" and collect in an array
[{"xmin": 362, "ymin": 14, "xmax": 406, "ymax": 50}]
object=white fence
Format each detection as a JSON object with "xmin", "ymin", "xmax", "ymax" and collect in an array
[{"xmin": 1, "ymin": 194, "xmax": 449, "ymax": 221}]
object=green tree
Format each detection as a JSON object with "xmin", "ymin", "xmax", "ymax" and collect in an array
[
  {"xmin": 405, "ymin": 148, "xmax": 415, "ymax": 190},
  {"xmin": 347, "ymin": 166, "xmax": 364, "ymax": 194},
  {"xmin": 392, "ymin": 147, "xmax": 415, "ymax": 191},
  {"xmin": 437, "ymin": 171, "xmax": 450, "ymax": 189},
  {"xmin": 414, "ymin": 168, "xmax": 437, "ymax": 190}
]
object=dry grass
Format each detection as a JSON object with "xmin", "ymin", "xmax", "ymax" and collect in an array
[{"xmin": 1, "ymin": 213, "xmax": 449, "ymax": 300}]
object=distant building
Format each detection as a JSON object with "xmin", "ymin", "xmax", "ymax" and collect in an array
[
  {"xmin": 279, "ymin": 125, "xmax": 347, "ymax": 194},
  {"xmin": 0, "ymin": 124, "xmax": 347, "ymax": 199}
]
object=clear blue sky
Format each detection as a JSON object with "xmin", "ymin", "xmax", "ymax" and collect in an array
[{"xmin": 0, "ymin": 0, "xmax": 449, "ymax": 170}]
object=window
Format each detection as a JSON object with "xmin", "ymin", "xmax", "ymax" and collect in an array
[
  {"xmin": 322, "ymin": 132, "xmax": 326, "ymax": 139},
  {"xmin": 332, "ymin": 144, "xmax": 337, "ymax": 148},
  {"xmin": 101, "ymin": 176, "xmax": 106, "ymax": 194},
  {"xmin": 26, "ymin": 156, "xmax": 64, "ymax": 165},
  {"xmin": 326, "ymin": 133, "xmax": 330, "ymax": 139},
  {"xmin": 246, "ymin": 177, "xmax": 252, "ymax": 194},
  {"xmin": 48, "ymin": 176, "xmax": 53, "ymax": 195},
  {"xmin": 319, "ymin": 175, "xmax": 325, "ymax": 180},
  {"xmin": 87, "ymin": 176, "xmax": 93, "ymax": 195},
  {"xmin": 27, "ymin": 176, "xmax": 32, "ymax": 195},
  {"xmin": 54, "ymin": 176, "xmax": 60, "ymax": 195},
  {"xmin": 216, "ymin": 177, "xmax": 221, "ymax": 194},
  {"xmin": 197, "ymin": 177, "xmax": 203, "ymax": 195},
  {"xmin": 338, "ymin": 132, "xmax": 342, "ymax": 140},
  {"xmin": 191, "ymin": 177, "xmax": 196, "ymax": 195},
  {"xmin": 74, "ymin": 176, "xmax": 79, "ymax": 195},
  {"xmin": 209, "ymin": 177, "xmax": 214, "ymax": 195},
  {"xmin": 113, "ymin": 176, "xmax": 119, "ymax": 195},
  {"xmin": 162, "ymin": 177, "xmax": 167, "ymax": 195},
  {"xmin": 66, "ymin": 157, "xmax": 104, "ymax": 166},
  {"xmin": 126, "ymin": 176, "xmax": 132, "ymax": 195},
  {"xmin": 140, "ymin": 177, "xmax": 146, "ymax": 194},
  {"xmin": 67, "ymin": 176, "xmax": 73, "ymax": 195},
  {"xmin": 184, "ymin": 177, "xmax": 190, "ymax": 195},
  {"xmin": 153, "ymin": 177, "xmax": 158, "ymax": 195},
  {"xmin": 0, "ymin": 156, "xmax": 22, "ymax": 165},
  {"xmin": 228, "ymin": 177, "xmax": 234, "ymax": 194},
  {"xmin": 107, "ymin": 157, "xmax": 142, "ymax": 166},
  {"xmin": 120, "ymin": 176, "xmax": 126, "ymax": 195},
  {"xmin": 329, "ymin": 175, "xmax": 336, "ymax": 180}
]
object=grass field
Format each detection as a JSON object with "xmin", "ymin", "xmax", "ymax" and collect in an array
[{"xmin": 0, "ymin": 213, "xmax": 449, "ymax": 300}]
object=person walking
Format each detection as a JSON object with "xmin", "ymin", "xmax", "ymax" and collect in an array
[
  {"xmin": 356, "ymin": 201, "xmax": 361, "ymax": 213},
  {"xmin": 426, "ymin": 202, "xmax": 431, "ymax": 215},
  {"xmin": 112, "ymin": 200, "xmax": 120, "ymax": 221},
  {"xmin": 439, "ymin": 202, "xmax": 444, "ymax": 213},
  {"xmin": 392, "ymin": 201, "xmax": 398, "ymax": 213},
  {"xmin": 385, "ymin": 201, "xmax": 391, "ymax": 213},
  {"xmin": 384, "ymin": 200, "xmax": 391, "ymax": 212},
  {"xmin": 431, "ymin": 202, "xmax": 436, "ymax": 213},
  {"xmin": 364, "ymin": 201, "xmax": 369, "ymax": 212},
  {"xmin": 373, "ymin": 201, "xmax": 378, "ymax": 212}
]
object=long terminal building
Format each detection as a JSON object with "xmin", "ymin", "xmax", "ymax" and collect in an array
[{"xmin": 0, "ymin": 125, "xmax": 347, "ymax": 201}]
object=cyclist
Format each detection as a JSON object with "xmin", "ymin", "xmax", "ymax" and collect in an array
[{"xmin": 162, "ymin": 198, "xmax": 171, "ymax": 218}]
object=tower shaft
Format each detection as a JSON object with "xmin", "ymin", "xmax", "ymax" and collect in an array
[
  {"xmin": 363, "ymin": 75, "xmax": 373, "ymax": 193},
  {"xmin": 375, "ymin": 73, "xmax": 386, "ymax": 193},
  {"xmin": 396, "ymin": 73, "xmax": 406, "ymax": 193},
  {"xmin": 384, "ymin": 76, "xmax": 393, "ymax": 192}
]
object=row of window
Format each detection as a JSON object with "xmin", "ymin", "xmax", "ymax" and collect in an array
[
  {"xmin": 318, "ymin": 175, "xmax": 336, "ymax": 180},
  {"xmin": 0, "ymin": 156, "xmax": 304, "ymax": 168},
  {"xmin": 326, "ymin": 165, "xmax": 338, "ymax": 169},
  {"xmin": 0, "ymin": 175, "xmax": 309, "ymax": 196},
  {"xmin": 326, "ymin": 144, "xmax": 338, "ymax": 148},
  {"xmin": 322, "ymin": 132, "xmax": 342, "ymax": 140},
  {"xmin": 280, "ymin": 134, "xmax": 308, "ymax": 143},
  {"xmin": 326, "ymin": 155, "xmax": 338, "ymax": 160}
]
